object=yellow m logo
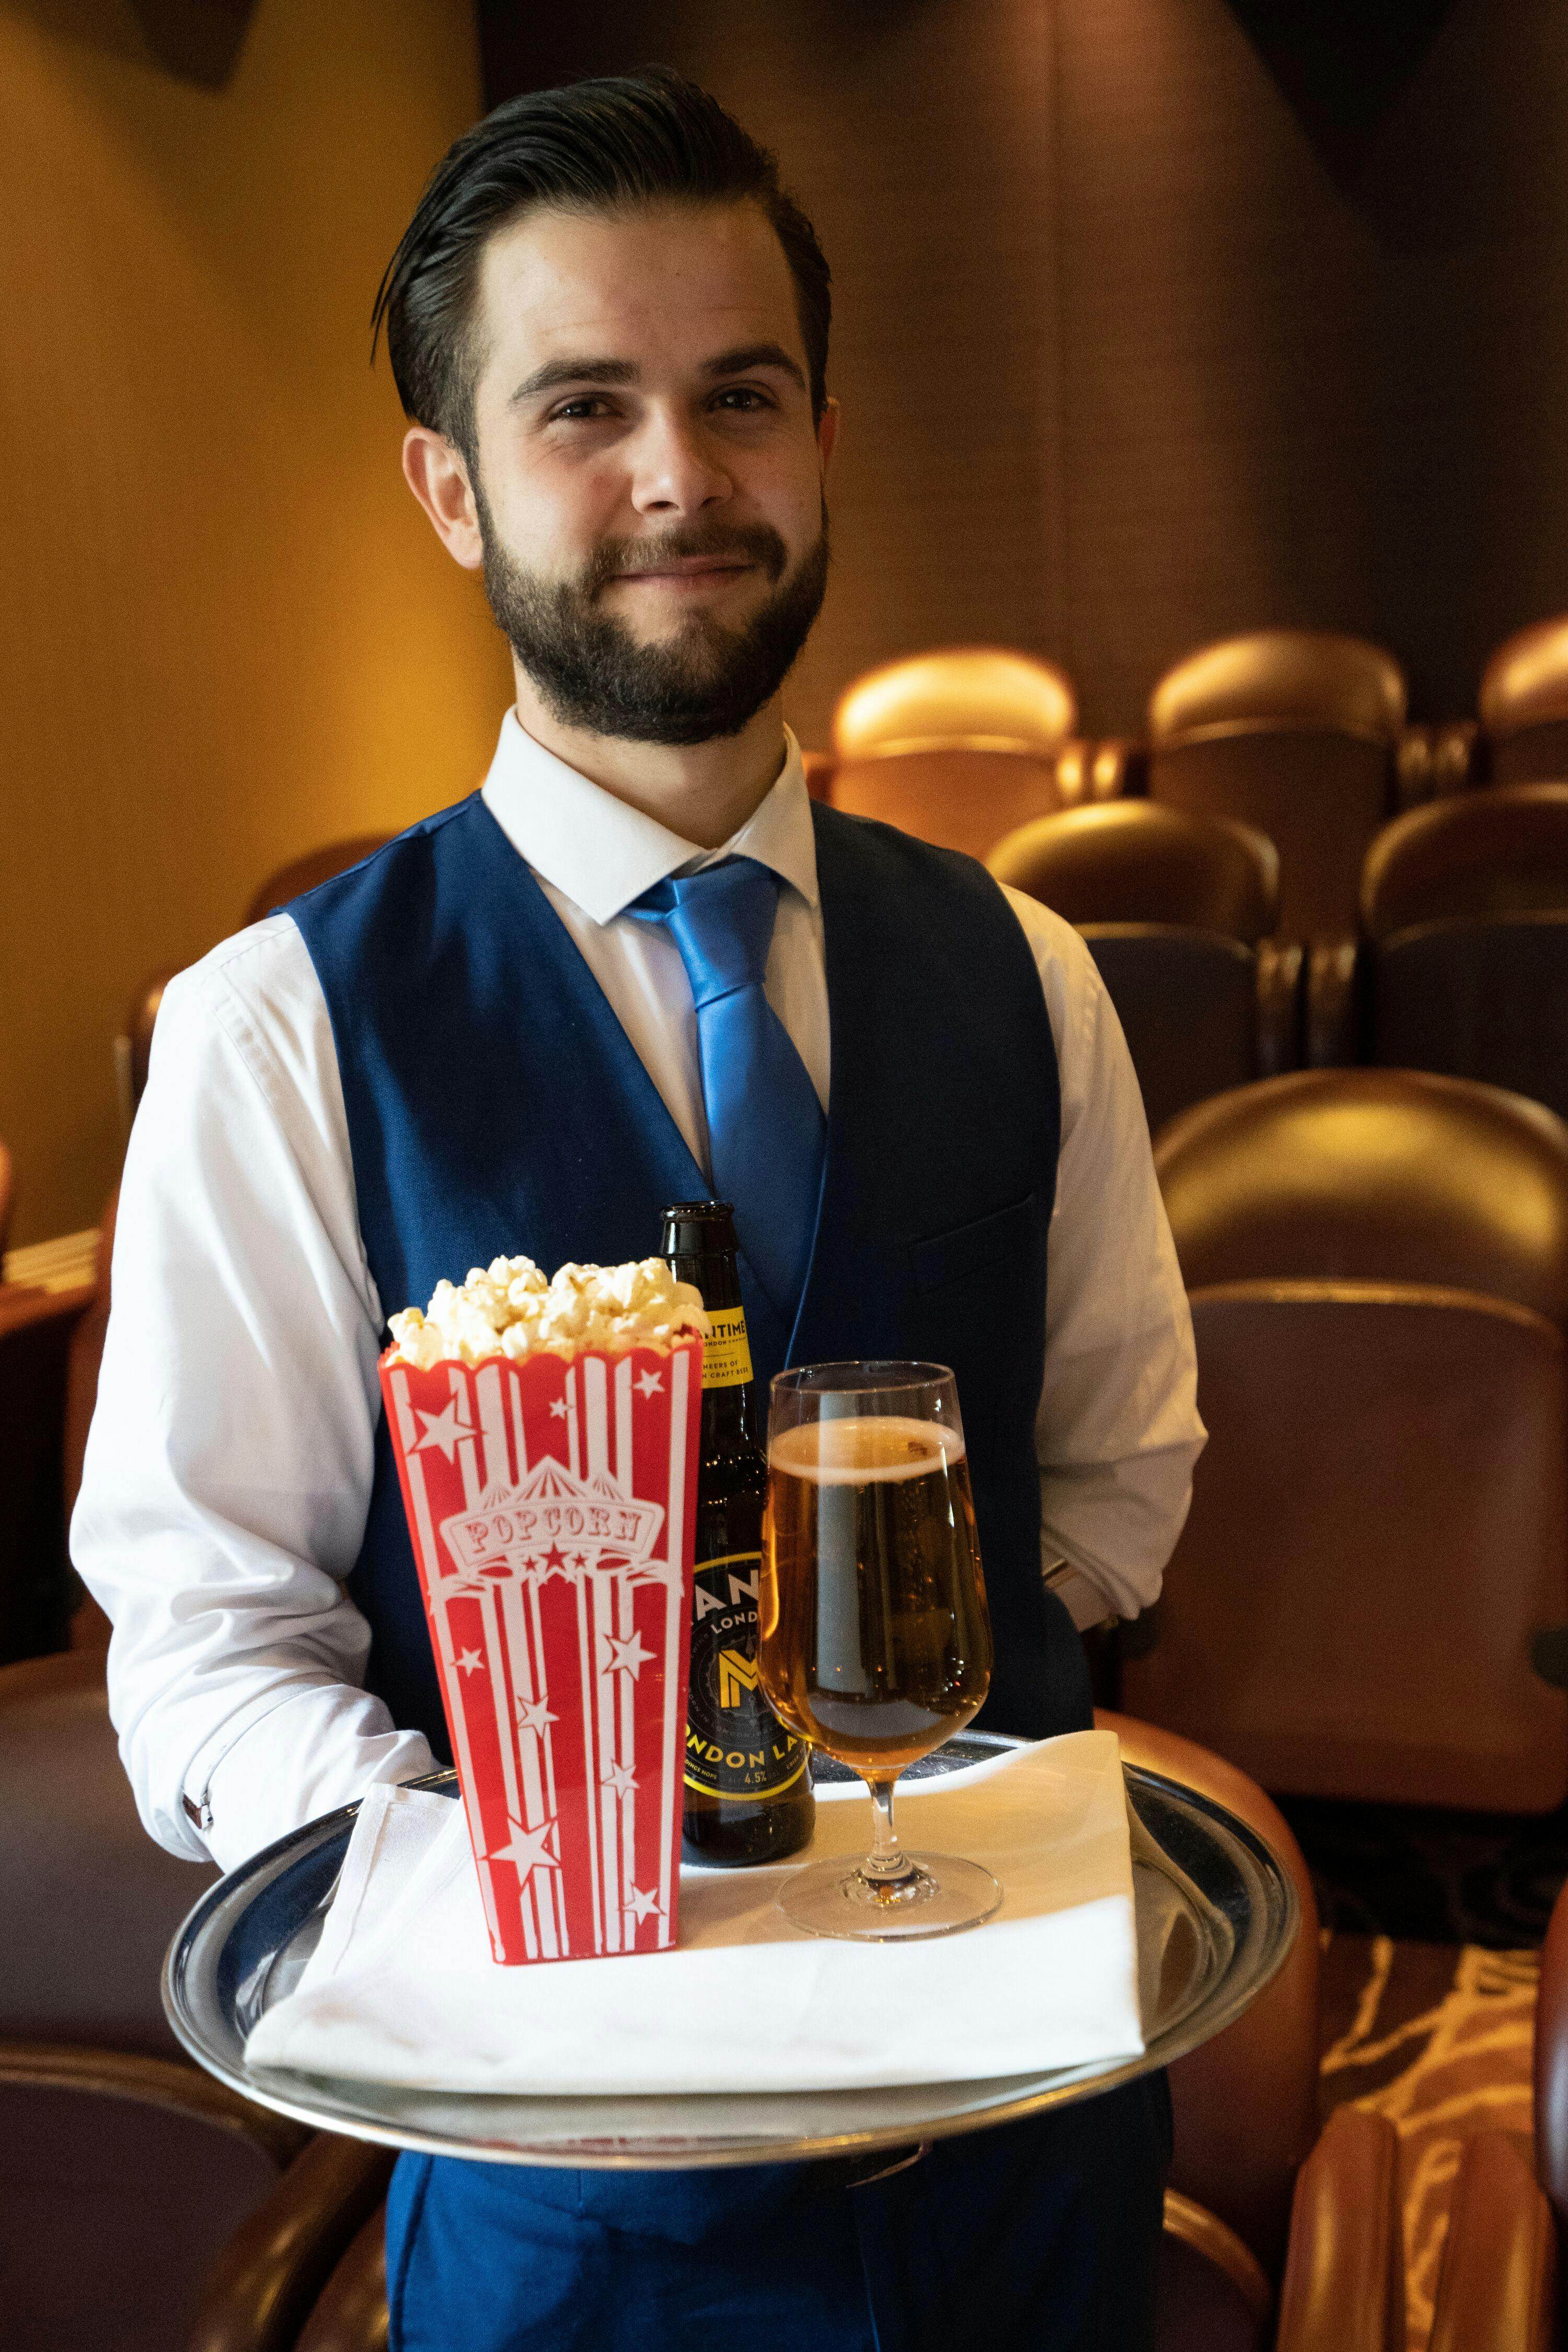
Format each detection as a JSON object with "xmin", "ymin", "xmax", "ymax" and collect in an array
[{"xmin": 718, "ymin": 1647, "xmax": 759, "ymax": 1708}]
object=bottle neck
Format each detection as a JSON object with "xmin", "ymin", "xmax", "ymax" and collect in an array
[{"xmin": 664, "ymin": 1247, "xmax": 762, "ymax": 1455}]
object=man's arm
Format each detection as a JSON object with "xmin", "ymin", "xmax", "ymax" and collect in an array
[
  {"xmin": 71, "ymin": 917, "xmax": 435, "ymax": 1870},
  {"xmin": 1001, "ymin": 887, "xmax": 1206, "ymax": 1628}
]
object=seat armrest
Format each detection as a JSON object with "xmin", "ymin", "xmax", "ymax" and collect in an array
[
  {"xmin": 295, "ymin": 2205, "xmax": 389, "ymax": 2352},
  {"xmin": 183, "ymin": 2132, "xmax": 396, "ymax": 2352},
  {"xmin": 1275, "ymin": 2109, "xmax": 1405, "ymax": 2352},
  {"xmin": 1255, "ymin": 940, "xmax": 1305, "ymax": 1078},
  {"xmin": 1426, "ymin": 2130, "xmax": 1555, "ymax": 2352},
  {"xmin": 1304, "ymin": 938, "xmax": 1359, "ymax": 1067}
]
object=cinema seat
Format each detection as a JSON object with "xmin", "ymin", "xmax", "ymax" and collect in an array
[
  {"xmin": 989, "ymin": 804, "xmax": 1299, "ymax": 1132},
  {"xmin": 1478, "ymin": 615, "xmax": 1568, "ymax": 786},
  {"xmin": 1147, "ymin": 631, "xmax": 1406, "ymax": 939},
  {"xmin": 829, "ymin": 647, "xmax": 1080, "ymax": 860},
  {"xmin": 1359, "ymin": 788, "xmax": 1568, "ymax": 1123},
  {"xmin": 1130, "ymin": 1070, "xmax": 1568, "ymax": 1810}
]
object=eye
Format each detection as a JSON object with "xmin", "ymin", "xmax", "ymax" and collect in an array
[
  {"xmin": 546, "ymin": 396, "xmax": 617, "ymax": 423},
  {"xmin": 710, "ymin": 386, "xmax": 775, "ymax": 413}
]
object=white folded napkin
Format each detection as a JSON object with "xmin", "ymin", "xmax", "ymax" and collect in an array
[{"xmin": 245, "ymin": 1730, "xmax": 1143, "ymax": 2096}]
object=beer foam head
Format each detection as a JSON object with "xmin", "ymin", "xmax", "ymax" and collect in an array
[
  {"xmin": 770, "ymin": 1416, "xmax": 964, "ymax": 1482},
  {"xmin": 385, "ymin": 1254, "xmax": 708, "ymax": 1369}
]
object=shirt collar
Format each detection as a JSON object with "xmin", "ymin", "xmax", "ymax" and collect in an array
[{"xmin": 480, "ymin": 709, "xmax": 820, "ymax": 925}]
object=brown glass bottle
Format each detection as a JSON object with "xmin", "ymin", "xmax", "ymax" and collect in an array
[{"xmin": 661, "ymin": 1201, "xmax": 815, "ymax": 1866}]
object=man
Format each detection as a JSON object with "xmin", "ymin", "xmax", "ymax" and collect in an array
[{"xmin": 76, "ymin": 67, "xmax": 1203, "ymax": 2352}]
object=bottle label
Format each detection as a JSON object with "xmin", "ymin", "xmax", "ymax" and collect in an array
[
  {"xmin": 685, "ymin": 1549, "xmax": 806, "ymax": 1798},
  {"xmin": 701, "ymin": 1305, "xmax": 754, "ymax": 1391}
]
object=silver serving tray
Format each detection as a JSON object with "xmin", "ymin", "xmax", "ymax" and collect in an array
[{"xmin": 163, "ymin": 1733, "xmax": 1297, "ymax": 2169}]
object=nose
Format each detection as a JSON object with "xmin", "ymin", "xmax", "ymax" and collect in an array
[{"xmin": 628, "ymin": 406, "xmax": 732, "ymax": 517}]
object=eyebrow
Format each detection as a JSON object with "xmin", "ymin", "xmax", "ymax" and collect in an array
[{"xmin": 510, "ymin": 341, "xmax": 807, "ymax": 408}]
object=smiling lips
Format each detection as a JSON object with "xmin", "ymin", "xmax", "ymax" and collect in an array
[{"xmin": 613, "ymin": 555, "xmax": 754, "ymax": 588}]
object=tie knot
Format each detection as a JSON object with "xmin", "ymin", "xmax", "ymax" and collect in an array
[{"xmin": 628, "ymin": 857, "xmax": 782, "ymax": 1008}]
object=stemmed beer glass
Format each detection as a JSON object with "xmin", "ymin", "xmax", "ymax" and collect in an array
[{"xmin": 757, "ymin": 1362, "xmax": 1001, "ymax": 1940}]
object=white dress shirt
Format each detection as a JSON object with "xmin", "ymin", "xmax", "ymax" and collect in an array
[{"xmin": 73, "ymin": 714, "xmax": 1204, "ymax": 1870}]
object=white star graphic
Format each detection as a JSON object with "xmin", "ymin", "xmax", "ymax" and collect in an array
[
  {"xmin": 549, "ymin": 1399, "xmax": 569, "ymax": 1419},
  {"xmin": 602, "ymin": 1758, "xmax": 639, "ymax": 1797},
  {"xmin": 515, "ymin": 1691, "xmax": 558, "ymax": 1736},
  {"xmin": 456, "ymin": 1646, "xmax": 485, "ymax": 1676},
  {"xmin": 601, "ymin": 1628, "xmax": 653, "ymax": 1679},
  {"xmin": 626, "ymin": 1885, "xmax": 663, "ymax": 1924},
  {"xmin": 489, "ymin": 1816, "xmax": 560, "ymax": 1884},
  {"xmin": 633, "ymin": 1368, "xmax": 663, "ymax": 1400},
  {"xmin": 412, "ymin": 1398, "xmax": 472, "ymax": 1462}
]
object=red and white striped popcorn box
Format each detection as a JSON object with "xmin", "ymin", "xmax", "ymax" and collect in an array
[{"xmin": 378, "ymin": 1336, "xmax": 702, "ymax": 1965}]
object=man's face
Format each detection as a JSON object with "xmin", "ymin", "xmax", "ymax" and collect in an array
[{"xmin": 460, "ymin": 200, "xmax": 833, "ymax": 745}]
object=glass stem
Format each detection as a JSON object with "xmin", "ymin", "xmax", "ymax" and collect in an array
[{"xmin": 860, "ymin": 1775, "xmax": 916, "ymax": 1884}]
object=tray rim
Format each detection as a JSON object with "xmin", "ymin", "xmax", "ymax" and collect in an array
[{"xmin": 162, "ymin": 1750, "xmax": 1299, "ymax": 2170}]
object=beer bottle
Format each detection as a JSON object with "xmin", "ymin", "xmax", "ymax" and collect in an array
[{"xmin": 661, "ymin": 1201, "xmax": 815, "ymax": 1866}]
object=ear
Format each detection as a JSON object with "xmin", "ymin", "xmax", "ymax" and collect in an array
[
  {"xmin": 402, "ymin": 426, "xmax": 485, "ymax": 571},
  {"xmin": 816, "ymin": 396, "xmax": 840, "ymax": 481}
]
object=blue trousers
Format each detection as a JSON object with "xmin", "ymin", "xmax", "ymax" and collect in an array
[{"xmin": 386, "ymin": 2074, "xmax": 1171, "ymax": 2352}]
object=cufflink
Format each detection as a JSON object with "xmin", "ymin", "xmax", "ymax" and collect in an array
[{"xmin": 181, "ymin": 1789, "xmax": 214, "ymax": 1831}]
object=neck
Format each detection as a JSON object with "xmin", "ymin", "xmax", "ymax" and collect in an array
[{"xmin": 511, "ymin": 665, "xmax": 789, "ymax": 849}]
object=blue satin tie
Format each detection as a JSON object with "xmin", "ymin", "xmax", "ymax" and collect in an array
[{"xmin": 628, "ymin": 858, "xmax": 826, "ymax": 1324}]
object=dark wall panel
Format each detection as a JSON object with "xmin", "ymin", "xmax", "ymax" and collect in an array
[
  {"xmin": 480, "ymin": 1, "xmax": 1064, "ymax": 752},
  {"xmin": 479, "ymin": 0, "xmax": 1568, "ymax": 738}
]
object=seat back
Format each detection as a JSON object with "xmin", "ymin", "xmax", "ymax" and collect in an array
[
  {"xmin": 1148, "ymin": 631, "xmax": 1406, "ymax": 939},
  {"xmin": 1155, "ymin": 1069, "xmax": 1568, "ymax": 1324},
  {"xmin": 829, "ymin": 745, "xmax": 1068, "ymax": 860},
  {"xmin": 1480, "ymin": 614, "xmax": 1568, "ymax": 785},
  {"xmin": 0, "ymin": 2049, "xmax": 297, "ymax": 2352},
  {"xmin": 243, "ymin": 835, "xmax": 390, "ymax": 927},
  {"xmin": 124, "ymin": 966, "xmax": 179, "ymax": 1116},
  {"xmin": 0, "ymin": 1652, "xmax": 218, "ymax": 2055},
  {"xmin": 1121, "ymin": 1281, "xmax": 1568, "ymax": 1809},
  {"xmin": 1079, "ymin": 928, "xmax": 1263, "ymax": 1136},
  {"xmin": 1369, "ymin": 915, "xmax": 1568, "ymax": 1125},
  {"xmin": 1101, "ymin": 1712, "xmax": 1320, "ymax": 2278},
  {"xmin": 1361, "ymin": 785, "xmax": 1568, "ymax": 937},
  {"xmin": 833, "ymin": 645, "xmax": 1076, "ymax": 761},
  {"xmin": 987, "ymin": 802, "xmax": 1279, "ymax": 942}
]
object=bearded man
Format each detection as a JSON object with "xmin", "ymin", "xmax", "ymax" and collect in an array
[{"xmin": 76, "ymin": 67, "xmax": 1203, "ymax": 2352}]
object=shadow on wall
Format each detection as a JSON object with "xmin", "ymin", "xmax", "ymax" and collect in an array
[{"xmin": 8, "ymin": 0, "xmax": 258, "ymax": 89}]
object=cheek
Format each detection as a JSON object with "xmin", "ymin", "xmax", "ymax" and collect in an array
[{"xmin": 492, "ymin": 446, "xmax": 629, "ymax": 560}]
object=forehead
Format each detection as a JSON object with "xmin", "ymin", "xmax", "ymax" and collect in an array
[{"xmin": 471, "ymin": 200, "xmax": 805, "ymax": 389}]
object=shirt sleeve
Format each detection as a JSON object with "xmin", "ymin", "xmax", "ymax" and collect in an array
[
  {"xmin": 1000, "ymin": 887, "xmax": 1206, "ymax": 1627},
  {"xmin": 70, "ymin": 917, "xmax": 435, "ymax": 1869}
]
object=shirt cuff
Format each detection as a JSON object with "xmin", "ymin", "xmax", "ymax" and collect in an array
[
  {"xmin": 186, "ymin": 1683, "xmax": 437, "ymax": 1872},
  {"xmin": 1045, "ymin": 1560, "xmax": 1119, "ymax": 1632}
]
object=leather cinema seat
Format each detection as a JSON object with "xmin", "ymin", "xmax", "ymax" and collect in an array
[
  {"xmin": 1479, "ymin": 614, "xmax": 1568, "ymax": 786},
  {"xmin": 1133, "ymin": 1071, "xmax": 1568, "ymax": 1809},
  {"xmin": 0, "ymin": 1134, "xmax": 13, "ymax": 1259},
  {"xmin": 0, "ymin": 1650, "xmax": 396, "ymax": 2350},
  {"xmin": 1419, "ymin": 1866, "xmax": 1567, "ymax": 2348},
  {"xmin": 1148, "ymin": 631, "xmax": 1407, "ymax": 940},
  {"xmin": 989, "ymin": 805, "xmax": 1299, "ymax": 1134},
  {"xmin": 829, "ymin": 647, "xmax": 1079, "ymax": 860},
  {"xmin": 1359, "ymin": 788, "xmax": 1568, "ymax": 1124}
]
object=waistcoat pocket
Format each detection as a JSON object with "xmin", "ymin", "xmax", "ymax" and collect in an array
[{"xmin": 911, "ymin": 1192, "xmax": 1037, "ymax": 1296}]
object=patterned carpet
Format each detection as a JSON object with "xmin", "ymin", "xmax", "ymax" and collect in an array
[{"xmin": 1317, "ymin": 1933, "xmax": 1538, "ymax": 2351}]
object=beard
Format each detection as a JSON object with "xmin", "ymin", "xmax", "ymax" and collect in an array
[{"xmin": 474, "ymin": 491, "xmax": 830, "ymax": 747}]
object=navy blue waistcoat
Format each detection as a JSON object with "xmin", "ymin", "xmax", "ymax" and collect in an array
[{"xmin": 287, "ymin": 792, "xmax": 1090, "ymax": 1749}]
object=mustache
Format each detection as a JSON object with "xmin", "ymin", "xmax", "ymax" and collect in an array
[{"xmin": 581, "ymin": 521, "xmax": 790, "ymax": 598}]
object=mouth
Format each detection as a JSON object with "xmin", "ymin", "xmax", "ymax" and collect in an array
[{"xmin": 609, "ymin": 556, "xmax": 758, "ymax": 590}]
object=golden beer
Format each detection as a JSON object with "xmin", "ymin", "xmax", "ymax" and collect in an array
[{"xmin": 758, "ymin": 1415, "xmax": 992, "ymax": 1775}]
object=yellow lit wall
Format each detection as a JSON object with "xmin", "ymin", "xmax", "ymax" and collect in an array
[{"xmin": 0, "ymin": 0, "xmax": 511, "ymax": 1243}]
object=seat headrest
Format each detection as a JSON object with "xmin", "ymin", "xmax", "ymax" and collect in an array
[
  {"xmin": 1481, "ymin": 615, "xmax": 1568, "ymax": 739},
  {"xmin": 1155, "ymin": 1070, "xmax": 1568, "ymax": 1324},
  {"xmin": 987, "ymin": 801, "xmax": 1279, "ymax": 941},
  {"xmin": 1149, "ymin": 630, "xmax": 1406, "ymax": 748},
  {"xmin": 1362, "ymin": 785, "xmax": 1568, "ymax": 938},
  {"xmin": 832, "ymin": 648, "xmax": 1076, "ymax": 758}
]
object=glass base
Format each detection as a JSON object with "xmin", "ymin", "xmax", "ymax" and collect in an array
[{"xmin": 778, "ymin": 1851, "xmax": 1001, "ymax": 1941}]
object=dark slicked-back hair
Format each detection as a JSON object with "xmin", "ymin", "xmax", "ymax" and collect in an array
[{"xmin": 372, "ymin": 67, "xmax": 832, "ymax": 463}]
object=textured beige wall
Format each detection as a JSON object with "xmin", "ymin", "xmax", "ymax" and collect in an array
[{"xmin": 0, "ymin": 0, "xmax": 510, "ymax": 1243}]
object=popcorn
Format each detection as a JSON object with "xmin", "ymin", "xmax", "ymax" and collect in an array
[{"xmin": 386, "ymin": 1253, "xmax": 708, "ymax": 1369}]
